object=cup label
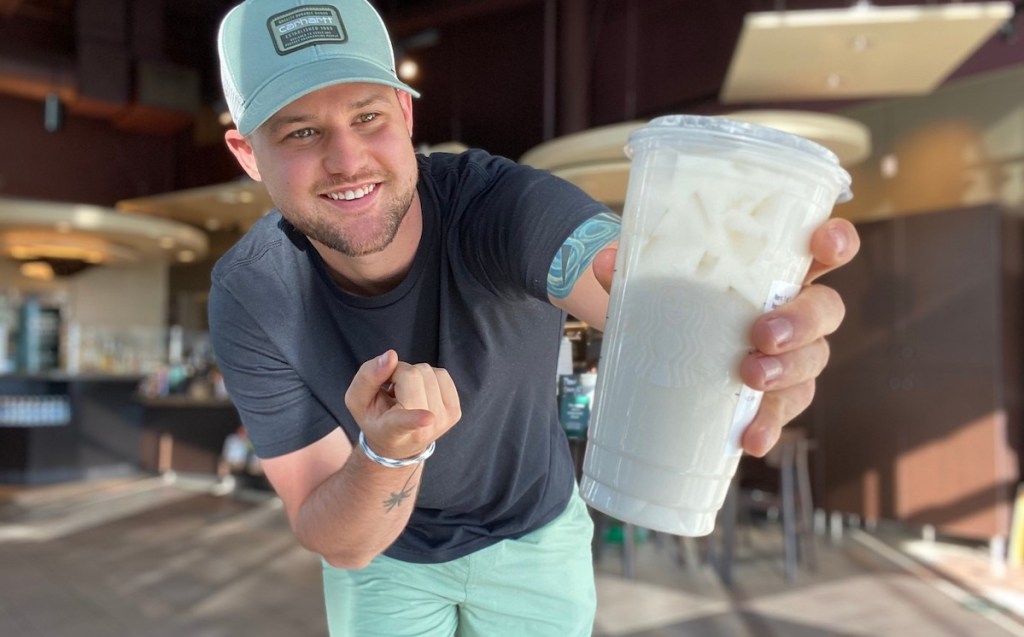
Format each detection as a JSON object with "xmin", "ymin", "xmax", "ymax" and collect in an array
[{"xmin": 725, "ymin": 280, "xmax": 801, "ymax": 456}]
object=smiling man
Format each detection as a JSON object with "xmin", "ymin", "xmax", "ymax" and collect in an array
[{"xmin": 208, "ymin": 1, "xmax": 860, "ymax": 635}]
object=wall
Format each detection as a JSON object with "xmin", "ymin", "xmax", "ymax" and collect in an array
[
  {"xmin": 0, "ymin": 90, "xmax": 239, "ymax": 364},
  {"xmin": 807, "ymin": 207, "xmax": 1021, "ymax": 540},
  {"xmin": 802, "ymin": 64, "xmax": 1024, "ymax": 540},
  {"xmin": 840, "ymin": 64, "xmax": 1024, "ymax": 221}
]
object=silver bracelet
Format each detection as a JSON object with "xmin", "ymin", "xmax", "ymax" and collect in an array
[{"xmin": 358, "ymin": 431, "xmax": 436, "ymax": 468}]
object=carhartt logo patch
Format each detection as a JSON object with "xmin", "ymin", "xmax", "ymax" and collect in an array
[{"xmin": 267, "ymin": 5, "xmax": 347, "ymax": 55}]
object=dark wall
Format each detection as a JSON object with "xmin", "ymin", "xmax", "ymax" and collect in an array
[
  {"xmin": 801, "ymin": 206, "xmax": 1023, "ymax": 539},
  {"xmin": 0, "ymin": 93, "xmax": 241, "ymax": 206}
]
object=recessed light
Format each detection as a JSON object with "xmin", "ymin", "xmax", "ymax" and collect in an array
[
  {"xmin": 880, "ymin": 153, "xmax": 899, "ymax": 178},
  {"xmin": 850, "ymin": 34, "xmax": 872, "ymax": 52},
  {"xmin": 398, "ymin": 59, "xmax": 419, "ymax": 81}
]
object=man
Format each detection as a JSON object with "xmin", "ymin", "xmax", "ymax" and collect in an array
[{"xmin": 209, "ymin": 0, "xmax": 860, "ymax": 635}]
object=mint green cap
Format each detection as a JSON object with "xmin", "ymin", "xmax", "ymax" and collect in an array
[{"xmin": 218, "ymin": 0, "xmax": 421, "ymax": 136}]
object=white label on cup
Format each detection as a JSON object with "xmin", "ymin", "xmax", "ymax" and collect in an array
[{"xmin": 725, "ymin": 280, "xmax": 802, "ymax": 456}]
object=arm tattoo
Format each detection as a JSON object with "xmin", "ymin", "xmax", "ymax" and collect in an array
[
  {"xmin": 547, "ymin": 211, "xmax": 621, "ymax": 299},
  {"xmin": 382, "ymin": 465, "xmax": 421, "ymax": 512}
]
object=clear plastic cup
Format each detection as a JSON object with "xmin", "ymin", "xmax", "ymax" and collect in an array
[{"xmin": 579, "ymin": 115, "xmax": 852, "ymax": 536}]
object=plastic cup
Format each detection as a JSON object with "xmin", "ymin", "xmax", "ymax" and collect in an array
[{"xmin": 579, "ymin": 115, "xmax": 852, "ymax": 537}]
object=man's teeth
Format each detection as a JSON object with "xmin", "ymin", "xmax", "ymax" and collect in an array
[{"xmin": 328, "ymin": 183, "xmax": 376, "ymax": 201}]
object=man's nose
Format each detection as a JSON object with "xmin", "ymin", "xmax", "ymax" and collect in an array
[{"xmin": 322, "ymin": 129, "xmax": 367, "ymax": 176}]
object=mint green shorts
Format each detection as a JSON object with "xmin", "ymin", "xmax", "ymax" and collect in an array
[{"xmin": 322, "ymin": 488, "xmax": 596, "ymax": 637}]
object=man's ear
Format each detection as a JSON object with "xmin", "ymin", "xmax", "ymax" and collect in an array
[
  {"xmin": 397, "ymin": 89, "xmax": 414, "ymax": 138},
  {"xmin": 224, "ymin": 129, "xmax": 262, "ymax": 181}
]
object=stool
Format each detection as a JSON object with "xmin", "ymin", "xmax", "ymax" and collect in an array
[
  {"xmin": 716, "ymin": 427, "xmax": 818, "ymax": 583},
  {"xmin": 773, "ymin": 429, "xmax": 818, "ymax": 580}
]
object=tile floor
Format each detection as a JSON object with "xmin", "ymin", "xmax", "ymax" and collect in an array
[{"xmin": 0, "ymin": 474, "xmax": 1022, "ymax": 637}]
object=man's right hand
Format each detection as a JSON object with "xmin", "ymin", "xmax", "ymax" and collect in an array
[{"xmin": 345, "ymin": 350, "xmax": 461, "ymax": 460}]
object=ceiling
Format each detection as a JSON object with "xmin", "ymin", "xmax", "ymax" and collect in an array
[{"xmin": 1, "ymin": 0, "xmax": 1022, "ymax": 232}]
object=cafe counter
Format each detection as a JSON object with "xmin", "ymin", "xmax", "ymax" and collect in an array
[{"xmin": 0, "ymin": 373, "xmax": 241, "ymax": 484}]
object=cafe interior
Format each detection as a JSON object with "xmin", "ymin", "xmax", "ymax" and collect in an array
[{"xmin": 1, "ymin": 0, "xmax": 1023, "ymax": 635}]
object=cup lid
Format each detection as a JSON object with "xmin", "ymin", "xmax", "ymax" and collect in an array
[{"xmin": 628, "ymin": 114, "xmax": 853, "ymax": 203}]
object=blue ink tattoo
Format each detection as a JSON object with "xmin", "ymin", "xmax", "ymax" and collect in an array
[{"xmin": 547, "ymin": 211, "xmax": 621, "ymax": 299}]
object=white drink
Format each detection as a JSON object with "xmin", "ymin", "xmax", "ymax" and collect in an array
[{"xmin": 580, "ymin": 116, "xmax": 851, "ymax": 536}]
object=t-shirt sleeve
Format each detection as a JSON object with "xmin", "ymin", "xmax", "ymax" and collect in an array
[
  {"xmin": 208, "ymin": 279, "xmax": 338, "ymax": 458},
  {"xmin": 446, "ymin": 152, "xmax": 612, "ymax": 301}
]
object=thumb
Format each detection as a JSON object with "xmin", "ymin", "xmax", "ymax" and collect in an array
[{"xmin": 344, "ymin": 350, "xmax": 398, "ymax": 415}]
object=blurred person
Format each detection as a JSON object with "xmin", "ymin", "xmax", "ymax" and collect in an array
[{"xmin": 209, "ymin": 0, "xmax": 860, "ymax": 635}]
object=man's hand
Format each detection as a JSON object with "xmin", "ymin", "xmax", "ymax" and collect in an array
[
  {"xmin": 345, "ymin": 350, "xmax": 461, "ymax": 460},
  {"xmin": 591, "ymin": 217, "xmax": 860, "ymax": 458}
]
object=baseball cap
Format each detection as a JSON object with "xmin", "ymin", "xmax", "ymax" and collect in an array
[{"xmin": 218, "ymin": 0, "xmax": 420, "ymax": 136}]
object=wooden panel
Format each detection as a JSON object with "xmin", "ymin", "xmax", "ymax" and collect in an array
[{"xmin": 808, "ymin": 205, "xmax": 1021, "ymax": 539}]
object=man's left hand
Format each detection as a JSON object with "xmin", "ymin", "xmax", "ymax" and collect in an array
[{"xmin": 591, "ymin": 217, "xmax": 860, "ymax": 457}]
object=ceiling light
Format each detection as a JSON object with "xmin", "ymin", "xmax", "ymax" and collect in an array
[
  {"xmin": 880, "ymin": 153, "xmax": 900, "ymax": 178},
  {"xmin": 398, "ymin": 59, "xmax": 419, "ymax": 81},
  {"xmin": 0, "ymin": 198, "xmax": 209, "ymax": 271},
  {"xmin": 119, "ymin": 179, "xmax": 273, "ymax": 232},
  {"xmin": 4, "ymin": 232, "xmax": 116, "ymax": 263},
  {"xmin": 849, "ymin": 34, "xmax": 872, "ymax": 51},
  {"xmin": 216, "ymin": 188, "xmax": 257, "ymax": 205},
  {"xmin": 722, "ymin": 2, "xmax": 1014, "ymax": 103},
  {"xmin": 20, "ymin": 261, "xmax": 54, "ymax": 281},
  {"xmin": 725, "ymin": 110, "xmax": 872, "ymax": 166},
  {"xmin": 519, "ymin": 111, "xmax": 872, "ymax": 208}
]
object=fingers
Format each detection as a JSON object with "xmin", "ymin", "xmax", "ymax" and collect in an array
[
  {"xmin": 741, "ymin": 380, "xmax": 816, "ymax": 457},
  {"xmin": 390, "ymin": 363, "xmax": 460, "ymax": 430},
  {"xmin": 750, "ymin": 284, "xmax": 844, "ymax": 356},
  {"xmin": 740, "ymin": 338, "xmax": 829, "ymax": 391},
  {"xmin": 805, "ymin": 217, "xmax": 860, "ymax": 283},
  {"xmin": 742, "ymin": 283, "xmax": 840, "ymax": 457},
  {"xmin": 346, "ymin": 352, "xmax": 462, "ymax": 459},
  {"xmin": 344, "ymin": 350, "xmax": 398, "ymax": 418}
]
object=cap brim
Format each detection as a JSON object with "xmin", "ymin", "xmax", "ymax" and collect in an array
[{"xmin": 237, "ymin": 56, "xmax": 420, "ymax": 135}]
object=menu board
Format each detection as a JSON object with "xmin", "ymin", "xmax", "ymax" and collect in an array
[{"xmin": 558, "ymin": 373, "xmax": 597, "ymax": 438}]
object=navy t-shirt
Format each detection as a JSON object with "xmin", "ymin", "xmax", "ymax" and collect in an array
[{"xmin": 209, "ymin": 149, "xmax": 610, "ymax": 563}]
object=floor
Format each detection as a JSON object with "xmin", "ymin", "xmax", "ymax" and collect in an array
[{"xmin": 0, "ymin": 474, "xmax": 1022, "ymax": 637}]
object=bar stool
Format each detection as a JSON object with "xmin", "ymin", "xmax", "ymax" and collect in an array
[{"xmin": 714, "ymin": 427, "xmax": 818, "ymax": 583}]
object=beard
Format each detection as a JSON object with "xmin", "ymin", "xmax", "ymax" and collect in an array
[{"xmin": 288, "ymin": 171, "xmax": 417, "ymax": 258}]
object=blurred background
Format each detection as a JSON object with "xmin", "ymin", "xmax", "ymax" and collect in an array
[{"xmin": 0, "ymin": 1, "xmax": 1023, "ymax": 635}]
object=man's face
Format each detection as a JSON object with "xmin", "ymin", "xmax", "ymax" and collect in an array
[{"xmin": 228, "ymin": 83, "xmax": 418, "ymax": 258}]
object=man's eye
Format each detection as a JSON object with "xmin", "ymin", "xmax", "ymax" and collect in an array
[
  {"xmin": 357, "ymin": 113, "xmax": 379, "ymax": 124},
  {"xmin": 287, "ymin": 128, "xmax": 316, "ymax": 139}
]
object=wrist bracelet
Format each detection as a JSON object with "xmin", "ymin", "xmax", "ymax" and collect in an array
[{"xmin": 358, "ymin": 431, "xmax": 436, "ymax": 468}]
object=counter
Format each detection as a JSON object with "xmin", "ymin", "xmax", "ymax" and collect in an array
[
  {"xmin": 0, "ymin": 373, "xmax": 145, "ymax": 484},
  {"xmin": 136, "ymin": 395, "xmax": 241, "ymax": 476},
  {"xmin": 0, "ymin": 374, "xmax": 241, "ymax": 484}
]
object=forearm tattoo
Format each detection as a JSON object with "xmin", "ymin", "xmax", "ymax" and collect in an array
[
  {"xmin": 382, "ymin": 465, "xmax": 421, "ymax": 512},
  {"xmin": 547, "ymin": 211, "xmax": 621, "ymax": 299}
]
